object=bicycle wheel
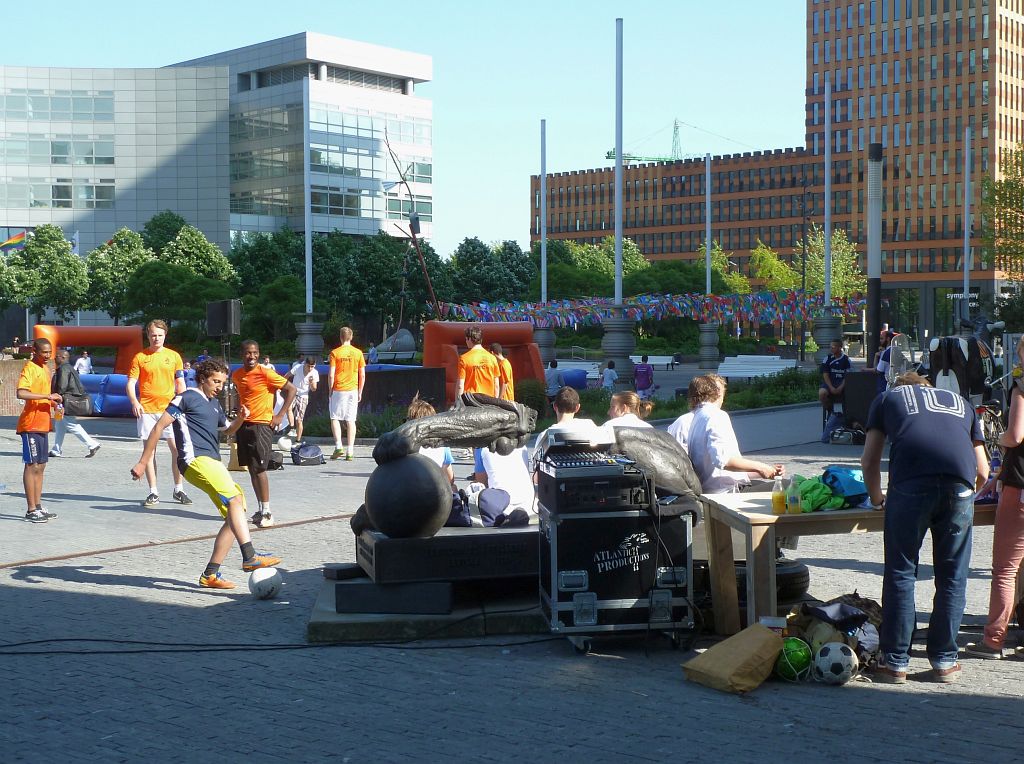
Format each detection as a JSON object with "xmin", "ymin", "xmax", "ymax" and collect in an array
[{"xmin": 980, "ymin": 407, "xmax": 1005, "ymax": 461}]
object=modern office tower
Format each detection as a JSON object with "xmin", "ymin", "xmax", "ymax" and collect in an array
[
  {"xmin": 0, "ymin": 65, "xmax": 230, "ymax": 256},
  {"xmin": 531, "ymin": 0, "xmax": 1016, "ymax": 338},
  {"xmin": 174, "ymin": 32, "xmax": 433, "ymax": 242}
]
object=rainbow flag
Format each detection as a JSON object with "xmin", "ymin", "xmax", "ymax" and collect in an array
[{"xmin": 0, "ymin": 231, "xmax": 26, "ymax": 252}]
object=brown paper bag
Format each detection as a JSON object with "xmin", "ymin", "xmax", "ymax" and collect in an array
[{"xmin": 682, "ymin": 623, "xmax": 783, "ymax": 693}]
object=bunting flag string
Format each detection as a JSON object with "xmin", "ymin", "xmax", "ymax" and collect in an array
[{"xmin": 429, "ymin": 291, "xmax": 866, "ymax": 328}]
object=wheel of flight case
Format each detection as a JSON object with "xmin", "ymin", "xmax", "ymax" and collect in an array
[{"xmin": 569, "ymin": 636, "xmax": 592, "ymax": 655}]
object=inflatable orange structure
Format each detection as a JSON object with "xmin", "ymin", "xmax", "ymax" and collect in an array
[
  {"xmin": 423, "ymin": 321, "xmax": 544, "ymax": 406},
  {"xmin": 33, "ymin": 325, "xmax": 144, "ymax": 375}
]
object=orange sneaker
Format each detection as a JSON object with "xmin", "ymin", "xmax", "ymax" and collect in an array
[
  {"xmin": 199, "ymin": 572, "xmax": 237, "ymax": 589},
  {"xmin": 242, "ymin": 553, "xmax": 282, "ymax": 572}
]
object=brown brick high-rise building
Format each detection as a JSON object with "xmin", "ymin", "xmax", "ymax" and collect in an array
[{"xmin": 530, "ymin": 0, "xmax": 1021, "ymax": 340}]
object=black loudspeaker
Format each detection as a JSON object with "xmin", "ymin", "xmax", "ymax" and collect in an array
[
  {"xmin": 207, "ymin": 299, "xmax": 241, "ymax": 336},
  {"xmin": 842, "ymin": 371, "xmax": 879, "ymax": 428}
]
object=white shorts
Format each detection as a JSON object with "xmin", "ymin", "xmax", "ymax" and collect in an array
[
  {"xmin": 330, "ymin": 390, "xmax": 358, "ymax": 422},
  {"xmin": 138, "ymin": 412, "xmax": 173, "ymax": 441}
]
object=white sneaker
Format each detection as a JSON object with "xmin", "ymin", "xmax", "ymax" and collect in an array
[{"xmin": 48, "ymin": 449, "xmax": 62, "ymax": 458}]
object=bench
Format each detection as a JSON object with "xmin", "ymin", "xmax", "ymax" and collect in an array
[
  {"xmin": 629, "ymin": 354, "xmax": 677, "ymax": 370},
  {"xmin": 716, "ymin": 355, "xmax": 797, "ymax": 381}
]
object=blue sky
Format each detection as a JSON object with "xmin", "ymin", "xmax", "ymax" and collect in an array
[{"xmin": 4, "ymin": 0, "xmax": 807, "ymax": 258}]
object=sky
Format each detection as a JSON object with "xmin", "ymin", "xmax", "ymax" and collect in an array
[{"xmin": 3, "ymin": 0, "xmax": 807, "ymax": 258}]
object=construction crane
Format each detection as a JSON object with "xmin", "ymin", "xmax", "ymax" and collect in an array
[{"xmin": 606, "ymin": 119, "xmax": 684, "ymax": 163}]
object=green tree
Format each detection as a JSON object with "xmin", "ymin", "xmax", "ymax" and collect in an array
[
  {"xmin": 7, "ymin": 224, "xmax": 88, "ymax": 319},
  {"xmin": 450, "ymin": 236, "xmax": 516, "ymax": 302},
  {"xmin": 624, "ymin": 259, "xmax": 724, "ymax": 296},
  {"xmin": 122, "ymin": 260, "xmax": 233, "ymax": 328},
  {"xmin": 312, "ymin": 232, "xmax": 357, "ymax": 316},
  {"xmin": 85, "ymin": 228, "xmax": 155, "ymax": 324},
  {"xmin": 0, "ymin": 254, "xmax": 16, "ymax": 309},
  {"xmin": 795, "ymin": 224, "xmax": 866, "ymax": 299},
  {"xmin": 748, "ymin": 239, "xmax": 799, "ymax": 291},
  {"xmin": 241, "ymin": 274, "xmax": 306, "ymax": 342},
  {"xmin": 597, "ymin": 235, "xmax": 650, "ymax": 276},
  {"xmin": 493, "ymin": 240, "xmax": 534, "ymax": 300},
  {"xmin": 160, "ymin": 225, "xmax": 237, "ymax": 285},
  {"xmin": 982, "ymin": 142, "xmax": 1024, "ymax": 277},
  {"xmin": 230, "ymin": 228, "xmax": 304, "ymax": 297},
  {"xmin": 141, "ymin": 210, "xmax": 188, "ymax": 255},
  {"xmin": 696, "ymin": 241, "xmax": 751, "ymax": 294}
]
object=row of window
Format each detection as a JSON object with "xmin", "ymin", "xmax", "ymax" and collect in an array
[
  {"xmin": 0, "ymin": 135, "xmax": 115, "ymax": 166},
  {"xmin": 1, "ymin": 91, "xmax": 115, "ymax": 122},
  {"xmin": 229, "ymin": 184, "xmax": 434, "ymax": 221},
  {"xmin": 812, "ymin": 12, "xmax": 989, "ymax": 66},
  {"xmin": 309, "ymin": 142, "xmax": 431, "ymax": 182},
  {"xmin": 0, "ymin": 179, "xmax": 115, "ymax": 209},
  {"xmin": 810, "ymin": 47, "xmax": 988, "ymax": 95},
  {"xmin": 812, "ymin": 1, "xmax": 988, "ymax": 34},
  {"xmin": 309, "ymin": 102, "xmax": 431, "ymax": 146},
  {"xmin": 811, "ymin": 81, "xmax": 988, "ymax": 128},
  {"xmin": 229, "ymin": 105, "xmax": 303, "ymax": 142},
  {"xmin": 236, "ymin": 64, "xmax": 405, "ymax": 95},
  {"xmin": 810, "ymin": 121, "xmax": 991, "ymax": 162}
]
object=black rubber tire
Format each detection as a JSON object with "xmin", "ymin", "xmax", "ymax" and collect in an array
[{"xmin": 690, "ymin": 559, "xmax": 811, "ymax": 604}]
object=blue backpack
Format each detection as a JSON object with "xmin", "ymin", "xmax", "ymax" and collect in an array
[{"xmin": 821, "ymin": 465, "xmax": 868, "ymax": 508}]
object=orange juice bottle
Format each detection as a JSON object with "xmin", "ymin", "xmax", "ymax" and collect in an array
[{"xmin": 771, "ymin": 477, "xmax": 786, "ymax": 515}]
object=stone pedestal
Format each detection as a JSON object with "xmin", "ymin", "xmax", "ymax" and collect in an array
[
  {"xmin": 601, "ymin": 313, "xmax": 636, "ymax": 389},
  {"xmin": 295, "ymin": 317, "xmax": 325, "ymax": 357},
  {"xmin": 533, "ymin": 327, "xmax": 556, "ymax": 366},
  {"xmin": 812, "ymin": 314, "xmax": 842, "ymax": 363},
  {"xmin": 698, "ymin": 322, "xmax": 720, "ymax": 369}
]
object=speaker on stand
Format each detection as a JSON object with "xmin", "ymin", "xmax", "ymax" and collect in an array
[{"xmin": 207, "ymin": 299, "xmax": 244, "ymax": 468}]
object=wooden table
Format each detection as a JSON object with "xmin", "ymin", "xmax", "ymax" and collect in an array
[{"xmin": 703, "ymin": 492, "xmax": 997, "ymax": 635}]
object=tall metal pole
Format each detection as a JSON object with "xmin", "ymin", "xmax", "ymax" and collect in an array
[
  {"xmin": 823, "ymin": 78, "xmax": 833, "ymax": 308},
  {"xmin": 302, "ymin": 77, "xmax": 313, "ymax": 315},
  {"xmin": 867, "ymin": 143, "xmax": 883, "ymax": 365},
  {"xmin": 963, "ymin": 126, "xmax": 972, "ymax": 322},
  {"xmin": 540, "ymin": 119, "xmax": 547, "ymax": 303},
  {"xmin": 613, "ymin": 17, "xmax": 623, "ymax": 306},
  {"xmin": 705, "ymin": 153, "xmax": 712, "ymax": 294},
  {"xmin": 800, "ymin": 184, "xmax": 808, "ymax": 362}
]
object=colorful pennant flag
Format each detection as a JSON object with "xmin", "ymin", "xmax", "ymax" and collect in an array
[{"xmin": 0, "ymin": 231, "xmax": 26, "ymax": 252}]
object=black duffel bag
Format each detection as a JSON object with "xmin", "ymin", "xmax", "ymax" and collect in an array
[{"xmin": 63, "ymin": 392, "xmax": 94, "ymax": 417}]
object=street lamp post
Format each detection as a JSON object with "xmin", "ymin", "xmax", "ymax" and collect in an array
[{"xmin": 799, "ymin": 181, "xmax": 811, "ymax": 362}]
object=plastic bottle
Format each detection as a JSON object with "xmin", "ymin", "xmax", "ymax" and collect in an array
[
  {"xmin": 786, "ymin": 478, "xmax": 802, "ymax": 514},
  {"xmin": 991, "ymin": 450, "xmax": 1002, "ymax": 503},
  {"xmin": 54, "ymin": 403, "xmax": 64, "ymax": 421},
  {"xmin": 771, "ymin": 477, "xmax": 786, "ymax": 515}
]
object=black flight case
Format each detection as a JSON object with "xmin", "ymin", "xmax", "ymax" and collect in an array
[{"xmin": 538, "ymin": 463, "xmax": 694, "ymax": 653}]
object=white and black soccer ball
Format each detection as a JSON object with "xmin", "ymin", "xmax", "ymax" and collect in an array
[
  {"xmin": 276, "ymin": 436, "xmax": 293, "ymax": 453},
  {"xmin": 812, "ymin": 641, "xmax": 859, "ymax": 685},
  {"xmin": 248, "ymin": 567, "xmax": 283, "ymax": 600}
]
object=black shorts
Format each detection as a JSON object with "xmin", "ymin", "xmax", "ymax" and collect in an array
[{"xmin": 236, "ymin": 422, "xmax": 274, "ymax": 473}]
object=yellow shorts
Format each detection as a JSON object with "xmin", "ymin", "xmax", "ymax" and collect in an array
[{"xmin": 184, "ymin": 455, "xmax": 246, "ymax": 518}]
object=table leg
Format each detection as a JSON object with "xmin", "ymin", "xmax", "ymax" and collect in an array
[
  {"xmin": 706, "ymin": 509, "xmax": 741, "ymax": 635},
  {"xmin": 746, "ymin": 524, "xmax": 777, "ymax": 627}
]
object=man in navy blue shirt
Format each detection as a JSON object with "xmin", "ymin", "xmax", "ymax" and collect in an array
[
  {"xmin": 861, "ymin": 371, "xmax": 987, "ymax": 684},
  {"xmin": 818, "ymin": 339, "xmax": 851, "ymax": 413}
]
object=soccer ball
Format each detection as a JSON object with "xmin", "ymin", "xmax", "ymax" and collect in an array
[
  {"xmin": 812, "ymin": 641, "xmax": 859, "ymax": 685},
  {"xmin": 276, "ymin": 436, "xmax": 293, "ymax": 453},
  {"xmin": 248, "ymin": 567, "xmax": 283, "ymax": 600},
  {"xmin": 774, "ymin": 636, "xmax": 813, "ymax": 682}
]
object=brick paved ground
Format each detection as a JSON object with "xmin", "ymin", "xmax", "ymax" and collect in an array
[{"xmin": 2, "ymin": 415, "xmax": 1023, "ymax": 762}]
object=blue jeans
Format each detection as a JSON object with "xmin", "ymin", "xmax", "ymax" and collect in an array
[{"xmin": 880, "ymin": 477, "xmax": 974, "ymax": 671}]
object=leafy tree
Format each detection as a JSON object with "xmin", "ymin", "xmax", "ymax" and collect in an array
[
  {"xmin": 160, "ymin": 225, "xmax": 237, "ymax": 285},
  {"xmin": 982, "ymin": 143, "xmax": 1024, "ymax": 277},
  {"xmin": 230, "ymin": 228, "xmax": 304, "ymax": 297},
  {"xmin": 85, "ymin": 228, "xmax": 154, "ymax": 324},
  {"xmin": 995, "ymin": 287, "xmax": 1024, "ymax": 331},
  {"xmin": 493, "ymin": 240, "xmax": 534, "ymax": 300},
  {"xmin": 7, "ymin": 223, "xmax": 88, "ymax": 319},
  {"xmin": 450, "ymin": 237, "xmax": 516, "ymax": 303},
  {"xmin": 624, "ymin": 259, "xmax": 724, "ymax": 296},
  {"xmin": 342, "ymin": 232, "xmax": 410, "ymax": 328},
  {"xmin": 0, "ymin": 255, "xmax": 16, "ymax": 309},
  {"xmin": 142, "ymin": 210, "xmax": 188, "ymax": 255},
  {"xmin": 795, "ymin": 224, "xmax": 866, "ymax": 299},
  {"xmin": 596, "ymin": 235, "xmax": 650, "ymax": 276},
  {"xmin": 697, "ymin": 241, "xmax": 751, "ymax": 294},
  {"xmin": 312, "ymin": 231, "xmax": 357, "ymax": 315},
  {"xmin": 748, "ymin": 240, "xmax": 799, "ymax": 291},
  {"xmin": 240, "ymin": 275, "xmax": 306, "ymax": 342},
  {"xmin": 122, "ymin": 260, "xmax": 233, "ymax": 327}
]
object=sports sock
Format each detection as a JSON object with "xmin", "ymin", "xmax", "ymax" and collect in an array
[
  {"xmin": 148, "ymin": 483, "xmax": 158, "ymax": 495},
  {"xmin": 203, "ymin": 562, "xmax": 220, "ymax": 577},
  {"xmin": 240, "ymin": 541, "xmax": 256, "ymax": 560},
  {"xmin": 261, "ymin": 501, "xmax": 271, "ymax": 514},
  {"xmin": 174, "ymin": 482, "xmax": 184, "ymax": 493}
]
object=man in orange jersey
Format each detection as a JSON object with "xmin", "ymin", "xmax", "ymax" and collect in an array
[
  {"xmin": 232, "ymin": 340, "xmax": 296, "ymax": 528},
  {"xmin": 491, "ymin": 342, "xmax": 515, "ymax": 402},
  {"xmin": 16, "ymin": 338, "xmax": 62, "ymax": 523},
  {"xmin": 328, "ymin": 326, "xmax": 365, "ymax": 461},
  {"xmin": 127, "ymin": 319, "xmax": 189, "ymax": 508},
  {"xmin": 457, "ymin": 326, "xmax": 499, "ymax": 398}
]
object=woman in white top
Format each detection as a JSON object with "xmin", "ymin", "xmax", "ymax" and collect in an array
[{"xmin": 603, "ymin": 390, "xmax": 655, "ymax": 433}]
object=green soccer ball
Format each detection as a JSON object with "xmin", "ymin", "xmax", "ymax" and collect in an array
[{"xmin": 775, "ymin": 636, "xmax": 813, "ymax": 682}]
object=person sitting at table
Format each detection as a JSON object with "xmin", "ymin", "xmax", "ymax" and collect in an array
[
  {"xmin": 861, "ymin": 371, "xmax": 986, "ymax": 683},
  {"xmin": 667, "ymin": 378, "xmax": 702, "ymax": 454},
  {"xmin": 532, "ymin": 385, "xmax": 601, "ymax": 470},
  {"xmin": 686, "ymin": 374, "xmax": 784, "ymax": 494},
  {"xmin": 602, "ymin": 390, "xmax": 654, "ymax": 433}
]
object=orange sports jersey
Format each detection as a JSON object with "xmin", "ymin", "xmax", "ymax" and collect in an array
[
  {"xmin": 16, "ymin": 360, "xmax": 52, "ymax": 434},
  {"xmin": 129, "ymin": 347, "xmax": 184, "ymax": 413},
  {"xmin": 330, "ymin": 345, "xmax": 365, "ymax": 392},
  {"xmin": 498, "ymin": 357, "xmax": 515, "ymax": 401},
  {"xmin": 232, "ymin": 365, "xmax": 288, "ymax": 424},
  {"xmin": 458, "ymin": 346, "xmax": 499, "ymax": 396}
]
